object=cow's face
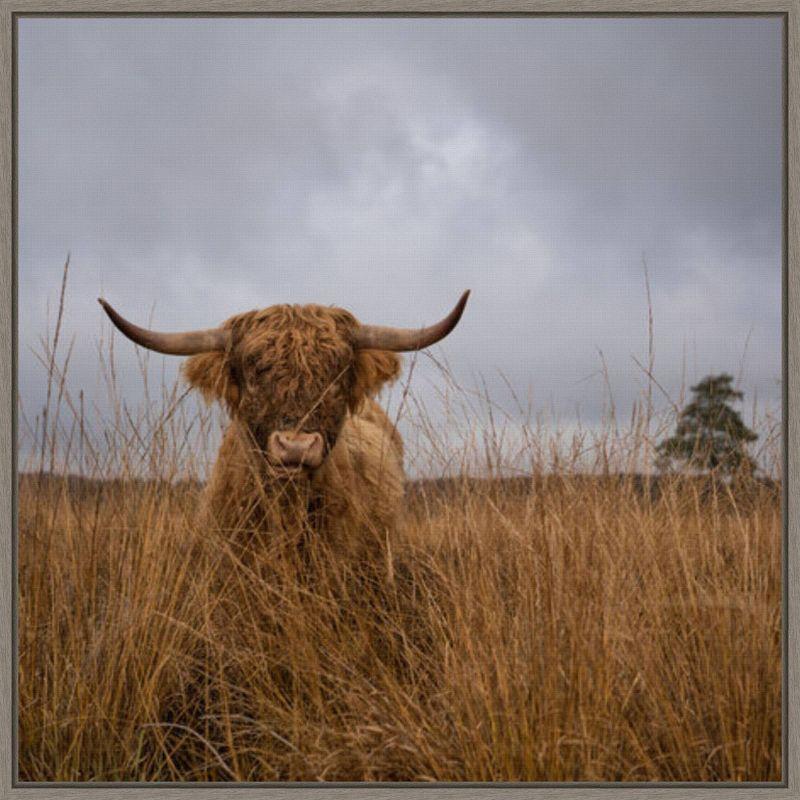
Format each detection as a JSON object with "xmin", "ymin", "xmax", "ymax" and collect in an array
[
  {"xmin": 98, "ymin": 291, "xmax": 470, "ymax": 474},
  {"xmin": 183, "ymin": 305, "xmax": 400, "ymax": 472}
]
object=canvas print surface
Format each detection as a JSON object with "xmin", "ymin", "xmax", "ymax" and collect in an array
[{"xmin": 17, "ymin": 17, "xmax": 783, "ymax": 782}]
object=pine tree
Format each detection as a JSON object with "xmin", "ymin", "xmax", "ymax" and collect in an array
[{"xmin": 656, "ymin": 373, "xmax": 758, "ymax": 475}]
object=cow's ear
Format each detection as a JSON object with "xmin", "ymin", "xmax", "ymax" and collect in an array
[
  {"xmin": 351, "ymin": 349, "xmax": 402, "ymax": 408},
  {"xmin": 183, "ymin": 351, "xmax": 241, "ymax": 409}
]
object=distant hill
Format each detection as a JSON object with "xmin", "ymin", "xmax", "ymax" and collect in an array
[
  {"xmin": 21, "ymin": 471, "xmax": 780, "ymax": 508},
  {"xmin": 18, "ymin": 472, "xmax": 204, "ymax": 500}
]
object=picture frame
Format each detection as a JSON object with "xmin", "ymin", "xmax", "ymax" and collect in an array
[{"xmin": 2, "ymin": 4, "xmax": 795, "ymax": 798}]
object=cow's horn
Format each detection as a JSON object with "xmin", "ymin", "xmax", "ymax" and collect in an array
[
  {"xmin": 98, "ymin": 298, "xmax": 230, "ymax": 355},
  {"xmin": 354, "ymin": 290, "xmax": 470, "ymax": 352}
]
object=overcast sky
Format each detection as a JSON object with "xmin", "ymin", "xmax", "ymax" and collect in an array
[{"xmin": 17, "ymin": 16, "xmax": 783, "ymax": 470}]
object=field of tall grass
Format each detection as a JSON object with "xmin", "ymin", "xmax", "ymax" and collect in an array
[{"xmin": 18, "ymin": 267, "xmax": 782, "ymax": 782}]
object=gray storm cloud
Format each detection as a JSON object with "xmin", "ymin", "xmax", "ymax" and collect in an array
[{"xmin": 17, "ymin": 16, "xmax": 783, "ymax": 470}]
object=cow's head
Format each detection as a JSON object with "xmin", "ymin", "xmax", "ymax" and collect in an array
[{"xmin": 98, "ymin": 292, "xmax": 469, "ymax": 475}]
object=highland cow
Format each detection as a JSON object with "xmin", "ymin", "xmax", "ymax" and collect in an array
[{"xmin": 98, "ymin": 291, "xmax": 470, "ymax": 558}]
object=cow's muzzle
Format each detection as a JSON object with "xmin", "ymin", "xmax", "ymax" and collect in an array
[{"xmin": 267, "ymin": 431, "xmax": 325, "ymax": 469}]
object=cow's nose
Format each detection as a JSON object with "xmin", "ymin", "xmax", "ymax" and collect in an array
[{"xmin": 267, "ymin": 430, "xmax": 325, "ymax": 468}]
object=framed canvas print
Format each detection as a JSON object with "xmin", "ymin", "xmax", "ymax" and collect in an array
[{"xmin": 3, "ymin": 5, "xmax": 796, "ymax": 798}]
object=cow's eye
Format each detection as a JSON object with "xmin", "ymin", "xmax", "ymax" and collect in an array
[{"xmin": 243, "ymin": 359, "xmax": 270, "ymax": 381}]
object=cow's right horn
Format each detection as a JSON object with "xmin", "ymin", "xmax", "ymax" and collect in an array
[
  {"xmin": 98, "ymin": 298, "xmax": 230, "ymax": 355},
  {"xmin": 354, "ymin": 290, "xmax": 470, "ymax": 352}
]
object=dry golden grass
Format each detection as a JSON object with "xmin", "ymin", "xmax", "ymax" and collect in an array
[
  {"xmin": 18, "ymin": 468, "xmax": 781, "ymax": 782},
  {"xmin": 18, "ymin": 264, "xmax": 781, "ymax": 782}
]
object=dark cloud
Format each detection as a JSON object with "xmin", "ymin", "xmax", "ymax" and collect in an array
[{"xmin": 17, "ymin": 17, "xmax": 782, "ymax": 467}]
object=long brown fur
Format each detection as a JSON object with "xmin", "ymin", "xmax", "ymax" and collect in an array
[{"xmin": 182, "ymin": 304, "xmax": 404, "ymax": 558}]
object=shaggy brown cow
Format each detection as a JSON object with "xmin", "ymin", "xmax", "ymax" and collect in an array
[{"xmin": 99, "ymin": 291, "xmax": 469, "ymax": 557}]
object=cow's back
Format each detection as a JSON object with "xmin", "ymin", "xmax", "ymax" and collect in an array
[{"xmin": 312, "ymin": 399, "xmax": 405, "ymax": 556}]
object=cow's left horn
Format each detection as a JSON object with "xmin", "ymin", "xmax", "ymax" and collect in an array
[
  {"xmin": 98, "ymin": 298, "xmax": 230, "ymax": 355},
  {"xmin": 354, "ymin": 290, "xmax": 470, "ymax": 352}
]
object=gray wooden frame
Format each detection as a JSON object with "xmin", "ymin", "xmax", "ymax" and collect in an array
[{"xmin": 1, "ymin": 5, "xmax": 794, "ymax": 798}]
